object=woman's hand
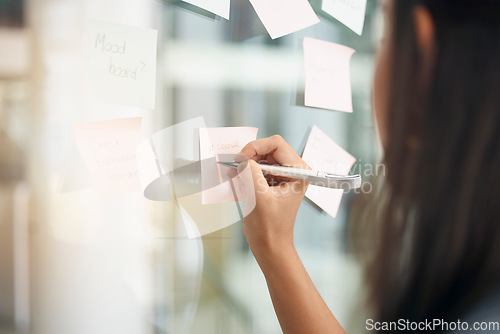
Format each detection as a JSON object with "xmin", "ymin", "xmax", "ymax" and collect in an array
[
  {"xmin": 235, "ymin": 135, "xmax": 310, "ymax": 256},
  {"xmin": 234, "ymin": 135, "xmax": 345, "ymax": 334}
]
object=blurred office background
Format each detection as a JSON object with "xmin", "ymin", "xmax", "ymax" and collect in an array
[{"xmin": 0, "ymin": 0, "xmax": 381, "ymax": 333}]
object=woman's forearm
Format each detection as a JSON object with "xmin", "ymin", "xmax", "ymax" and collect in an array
[
  {"xmin": 250, "ymin": 240, "xmax": 345, "ymax": 334},
  {"xmin": 236, "ymin": 138, "xmax": 344, "ymax": 333}
]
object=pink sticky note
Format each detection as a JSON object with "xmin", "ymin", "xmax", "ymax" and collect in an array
[
  {"xmin": 199, "ymin": 127, "xmax": 258, "ymax": 205},
  {"xmin": 73, "ymin": 117, "xmax": 145, "ymax": 195},
  {"xmin": 302, "ymin": 125, "xmax": 356, "ymax": 218},
  {"xmin": 303, "ymin": 37, "xmax": 355, "ymax": 113},
  {"xmin": 249, "ymin": 0, "xmax": 320, "ymax": 39}
]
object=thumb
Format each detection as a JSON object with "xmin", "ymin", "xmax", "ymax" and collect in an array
[
  {"xmin": 237, "ymin": 160, "xmax": 270, "ymax": 202},
  {"xmin": 237, "ymin": 160, "xmax": 270, "ymax": 218}
]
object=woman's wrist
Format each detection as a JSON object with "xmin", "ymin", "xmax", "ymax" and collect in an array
[{"xmin": 246, "ymin": 233, "xmax": 297, "ymax": 267}]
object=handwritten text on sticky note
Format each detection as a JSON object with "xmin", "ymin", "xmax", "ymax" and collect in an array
[
  {"xmin": 249, "ymin": 0, "xmax": 319, "ymax": 39},
  {"xmin": 302, "ymin": 125, "xmax": 356, "ymax": 218},
  {"xmin": 322, "ymin": 0, "xmax": 367, "ymax": 36},
  {"xmin": 303, "ymin": 37, "xmax": 355, "ymax": 113},
  {"xmin": 199, "ymin": 127, "xmax": 258, "ymax": 205},
  {"xmin": 88, "ymin": 21, "xmax": 157, "ymax": 109},
  {"xmin": 74, "ymin": 117, "xmax": 145, "ymax": 195}
]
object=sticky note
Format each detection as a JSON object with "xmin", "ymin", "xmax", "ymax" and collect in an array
[
  {"xmin": 249, "ymin": 0, "xmax": 320, "ymax": 39},
  {"xmin": 199, "ymin": 127, "xmax": 258, "ymax": 205},
  {"xmin": 73, "ymin": 117, "xmax": 145, "ymax": 195},
  {"xmin": 302, "ymin": 125, "xmax": 356, "ymax": 218},
  {"xmin": 181, "ymin": 0, "xmax": 230, "ymax": 19},
  {"xmin": 322, "ymin": 0, "xmax": 367, "ymax": 36},
  {"xmin": 303, "ymin": 37, "xmax": 355, "ymax": 113},
  {"xmin": 88, "ymin": 21, "xmax": 157, "ymax": 109},
  {"xmin": 136, "ymin": 117, "xmax": 207, "ymax": 201}
]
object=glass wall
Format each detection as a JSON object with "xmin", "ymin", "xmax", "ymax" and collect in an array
[
  {"xmin": 0, "ymin": 0, "xmax": 382, "ymax": 333},
  {"xmin": 155, "ymin": 1, "xmax": 381, "ymax": 333}
]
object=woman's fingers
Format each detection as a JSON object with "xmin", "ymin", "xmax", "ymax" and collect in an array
[
  {"xmin": 237, "ymin": 160, "xmax": 270, "ymax": 201},
  {"xmin": 235, "ymin": 135, "xmax": 309, "ymax": 169}
]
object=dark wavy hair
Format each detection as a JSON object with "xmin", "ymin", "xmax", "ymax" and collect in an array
[{"xmin": 351, "ymin": 0, "xmax": 500, "ymax": 328}]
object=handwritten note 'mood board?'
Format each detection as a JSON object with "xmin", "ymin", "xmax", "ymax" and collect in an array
[
  {"xmin": 322, "ymin": 0, "xmax": 367, "ymax": 36},
  {"xmin": 302, "ymin": 125, "xmax": 356, "ymax": 218},
  {"xmin": 74, "ymin": 118, "xmax": 145, "ymax": 195},
  {"xmin": 249, "ymin": 0, "xmax": 319, "ymax": 39},
  {"xmin": 199, "ymin": 127, "xmax": 258, "ymax": 205},
  {"xmin": 303, "ymin": 37, "xmax": 355, "ymax": 113},
  {"xmin": 88, "ymin": 21, "xmax": 157, "ymax": 109}
]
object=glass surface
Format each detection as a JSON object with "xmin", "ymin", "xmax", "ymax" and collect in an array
[
  {"xmin": 0, "ymin": 1, "xmax": 382, "ymax": 333},
  {"xmin": 153, "ymin": 1, "xmax": 381, "ymax": 333}
]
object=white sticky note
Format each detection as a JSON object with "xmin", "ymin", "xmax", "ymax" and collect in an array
[
  {"xmin": 136, "ymin": 117, "xmax": 208, "ymax": 201},
  {"xmin": 322, "ymin": 0, "xmax": 367, "ymax": 35},
  {"xmin": 249, "ymin": 0, "xmax": 320, "ymax": 39},
  {"xmin": 303, "ymin": 37, "xmax": 355, "ymax": 113},
  {"xmin": 88, "ymin": 21, "xmax": 157, "ymax": 109},
  {"xmin": 302, "ymin": 125, "xmax": 356, "ymax": 218},
  {"xmin": 73, "ymin": 117, "xmax": 145, "ymax": 195},
  {"xmin": 181, "ymin": 0, "xmax": 230, "ymax": 19},
  {"xmin": 199, "ymin": 127, "xmax": 258, "ymax": 205}
]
